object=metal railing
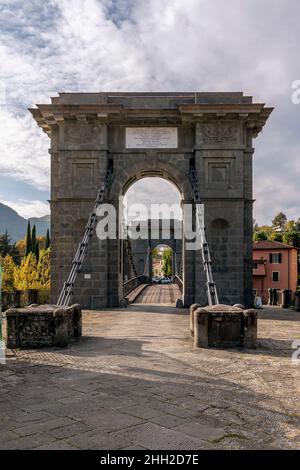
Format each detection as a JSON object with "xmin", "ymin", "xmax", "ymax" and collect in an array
[
  {"xmin": 123, "ymin": 275, "xmax": 150, "ymax": 298},
  {"xmin": 173, "ymin": 275, "xmax": 183, "ymax": 292}
]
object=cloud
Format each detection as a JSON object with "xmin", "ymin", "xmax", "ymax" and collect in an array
[
  {"xmin": 124, "ymin": 177, "xmax": 182, "ymax": 220},
  {"xmin": 0, "ymin": 0, "xmax": 299, "ymax": 223},
  {"xmin": 1, "ymin": 199, "xmax": 50, "ymax": 219}
]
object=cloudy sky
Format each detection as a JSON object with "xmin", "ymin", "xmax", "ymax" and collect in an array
[{"xmin": 0, "ymin": 0, "xmax": 299, "ymax": 224}]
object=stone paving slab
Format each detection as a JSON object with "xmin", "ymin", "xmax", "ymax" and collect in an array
[{"xmin": 0, "ymin": 305, "xmax": 299, "ymax": 449}]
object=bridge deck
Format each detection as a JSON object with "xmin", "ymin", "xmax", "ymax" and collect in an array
[{"xmin": 133, "ymin": 284, "xmax": 182, "ymax": 306}]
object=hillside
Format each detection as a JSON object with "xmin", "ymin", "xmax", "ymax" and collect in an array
[{"xmin": 0, "ymin": 202, "xmax": 50, "ymax": 242}]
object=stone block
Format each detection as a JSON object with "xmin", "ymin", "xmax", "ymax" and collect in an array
[
  {"xmin": 189, "ymin": 304, "xmax": 202, "ymax": 337},
  {"xmin": 243, "ymin": 309, "xmax": 257, "ymax": 348},
  {"xmin": 4, "ymin": 304, "xmax": 82, "ymax": 349},
  {"xmin": 193, "ymin": 304, "xmax": 257, "ymax": 349}
]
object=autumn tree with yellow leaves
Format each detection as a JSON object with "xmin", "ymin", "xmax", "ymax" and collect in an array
[
  {"xmin": 0, "ymin": 255, "xmax": 15, "ymax": 291},
  {"xmin": 14, "ymin": 252, "xmax": 38, "ymax": 290}
]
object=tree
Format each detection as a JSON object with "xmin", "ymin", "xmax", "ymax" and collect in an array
[
  {"xmin": 162, "ymin": 248, "xmax": 172, "ymax": 277},
  {"xmin": 45, "ymin": 229, "xmax": 50, "ymax": 249},
  {"xmin": 294, "ymin": 218, "xmax": 300, "ymax": 232},
  {"xmin": 26, "ymin": 221, "xmax": 32, "ymax": 255},
  {"xmin": 36, "ymin": 248, "xmax": 50, "ymax": 288},
  {"xmin": 257, "ymin": 225, "xmax": 273, "ymax": 237},
  {"xmin": 0, "ymin": 231, "xmax": 20, "ymax": 264},
  {"xmin": 0, "ymin": 255, "xmax": 15, "ymax": 291},
  {"xmin": 269, "ymin": 231, "xmax": 283, "ymax": 242},
  {"xmin": 31, "ymin": 224, "xmax": 37, "ymax": 254},
  {"xmin": 14, "ymin": 252, "xmax": 38, "ymax": 290},
  {"xmin": 16, "ymin": 239, "xmax": 26, "ymax": 258},
  {"xmin": 0, "ymin": 230, "xmax": 12, "ymax": 257},
  {"xmin": 253, "ymin": 231, "xmax": 268, "ymax": 241},
  {"xmin": 283, "ymin": 231, "xmax": 300, "ymax": 248},
  {"xmin": 272, "ymin": 212, "xmax": 287, "ymax": 229},
  {"xmin": 284, "ymin": 220, "xmax": 296, "ymax": 232},
  {"xmin": 35, "ymin": 241, "xmax": 40, "ymax": 263}
]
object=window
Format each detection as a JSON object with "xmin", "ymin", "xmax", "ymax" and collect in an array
[
  {"xmin": 253, "ymin": 262, "xmax": 258, "ymax": 269},
  {"xmin": 272, "ymin": 271, "xmax": 279, "ymax": 282},
  {"xmin": 269, "ymin": 253, "xmax": 282, "ymax": 264}
]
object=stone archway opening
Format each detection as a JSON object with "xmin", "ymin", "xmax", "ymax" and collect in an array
[{"xmin": 121, "ymin": 176, "xmax": 184, "ymax": 305}]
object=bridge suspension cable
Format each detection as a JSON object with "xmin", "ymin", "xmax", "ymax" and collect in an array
[
  {"xmin": 190, "ymin": 161, "xmax": 219, "ymax": 306},
  {"xmin": 57, "ymin": 163, "xmax": 113, "ymax": 306},
  {"xmin": 124, "ymin": 238, "xmax": 138, "ymax": 278},
  {"xmin": 143, "ymin": 245, "xmax": 151, "ymax": 277}
]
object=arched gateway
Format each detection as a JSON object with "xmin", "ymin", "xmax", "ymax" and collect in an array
[{"xmin": 30, "ymin": 92, "xmax": 272, "ymax": 309}]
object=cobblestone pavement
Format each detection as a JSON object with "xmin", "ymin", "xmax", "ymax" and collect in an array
[
  {"xmin": 0, "ymin": 306, "xmax": 299, "ymax": 450},
  {"xmin": 134, "ymin": 284, "xmax": 182, "ymax": 305}
]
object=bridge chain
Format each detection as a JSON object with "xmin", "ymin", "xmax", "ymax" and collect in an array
[
  {"xmin": 190, "ymin": 162, "xmax": 219, "ymax": 306},
  {"xmin": 57, "ymin": 163, "xmax": 113, "ymax": 306}
]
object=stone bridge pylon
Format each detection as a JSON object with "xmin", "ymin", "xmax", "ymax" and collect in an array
[{"xmin": 30, "ymin": 92, "xmax": 272, "ymax": 309}]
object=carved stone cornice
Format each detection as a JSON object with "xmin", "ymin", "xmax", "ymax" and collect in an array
[{"xmin": 29, "ymin": 93, "xmax": 273, "ymax": 138}]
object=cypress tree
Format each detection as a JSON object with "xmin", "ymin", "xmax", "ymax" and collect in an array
[
  {"xmin": 31, "ymin": 225, "xmax": 37, "ymax": 254},
  {"xmin": 0, "ymin": 230, "xmax": 11, "ymax": 257},
  {"xmin": 35, "ymin": 241, "xmax": 40, "ymax": 263},
  {"xmin": 45, "ymin": 228, "xmax": 50, "ymax": 249},
  {"xmin": 26, "ymin": 221, "xmax": 32, "ymax": 255}
]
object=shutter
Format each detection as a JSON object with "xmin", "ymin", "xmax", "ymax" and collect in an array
[
  {"xmin": 278, "ymin": 253, "xmax": 282, "ymax": 263},
  {"xmin": 269, "ymin": 253, "xmax": 272, "ymax": 263}
]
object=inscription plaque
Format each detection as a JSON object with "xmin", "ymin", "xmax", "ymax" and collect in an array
[{"xmin": 126, "ymin": 127, "xmax": 178, "ymax": 148}]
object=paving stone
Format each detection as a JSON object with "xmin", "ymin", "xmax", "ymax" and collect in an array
[
  {"xmin": 8, "ymin": 411, "xmax": 52, "ymax": 424},
  {"xmin": 120, "ymin": 445, "xmax": 148, "ymax": 450},
  {"xmin": 0, "ymin": 433, "xmax": 56, "ymax": 450},
  {"xmin": 66, "ymin": 430, "xmax": 133, "ymax": 450},
  {"xmin": 14, "ymin": 417, "xmax": 76, "ymax": 437},
  {"xmin": 33, "ymin": 440, "xmax": 80, "ymax": 450},
  {"xmin": 149, "ymin": 401, "xmax": 200, "ymax": 419},
  {"xmin": 0, "ymin": 431, "xmax": 19, "ymax": 443},
  {"xmin": 121, "ymin": 404, "xmax": 164, "ymax": 420},
  {"xmin": 150, "ymin": 414, "xmax": 191, "ymax": 429},
  {"xmin": 46, "ymin": 422, "xmax": 94, "ymax": 439},
  {"xmin": 112, "ymin": 422, "xmax": 212, "ymax": 450},
  {"xmin": 173, "ymin": 421, "xmax": 227, "ymax": 442},
  {"xmin": 80, "ymin": 409, "xmax": 143, "ymax": 432},
  {"xmin": 0, "ymin": 306, "xmax": 299, "ymax": 450}
]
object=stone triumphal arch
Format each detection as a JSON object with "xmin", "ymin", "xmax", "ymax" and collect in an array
[{"xmin": 30, "ymin": 92, "xmax": 272, "ymax": 308}]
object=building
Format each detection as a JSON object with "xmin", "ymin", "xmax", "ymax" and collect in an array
[
  {"xmin": 152, "ymin": 260, "xmax": 163, "ymax": 277},
  {"xmin": 253, "ymin": 240, "xmax": 298, "ymax": 303}
]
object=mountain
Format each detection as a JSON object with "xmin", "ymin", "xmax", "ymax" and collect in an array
[
  {"xmin": 0, "ymin": 203, "xmax": 50, "ymax": 242},
  {"xmin": 29, "ymin": 215, "xmax": 51, "ymax": 238}
]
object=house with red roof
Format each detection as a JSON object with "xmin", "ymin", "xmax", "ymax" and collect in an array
[{"xmin": 253, "ymin": 240, "xmax": 298, "ymax": 303}]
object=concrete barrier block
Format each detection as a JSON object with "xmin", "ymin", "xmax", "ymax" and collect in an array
[
  {"xmin": 193, "ymin": 304, "xmax": 257, "ymax": 349},
  {"xmin": 189, "ymin": 304, "xmax": 202, "ymax": 337},
  {"xmin": 4, "ymin": 304, "xmax": 82, "ymax": 349}
]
